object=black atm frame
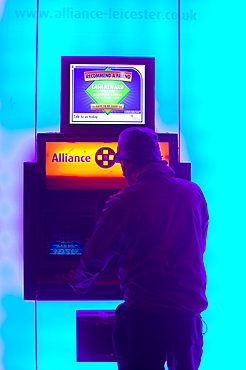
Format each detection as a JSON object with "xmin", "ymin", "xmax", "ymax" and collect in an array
[{"xmin": 24, "ymin": 132, "xmax": 190, "ymax": 301}]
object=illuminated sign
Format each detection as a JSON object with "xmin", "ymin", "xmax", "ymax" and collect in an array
[{"xmin": 46, "ymin": 142, "xmax": 169, "ymax": 189}]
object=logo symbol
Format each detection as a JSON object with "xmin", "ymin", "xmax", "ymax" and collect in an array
[{"xmin": 95, "ymin": 147, "xmax": 115, "ymax": 168}]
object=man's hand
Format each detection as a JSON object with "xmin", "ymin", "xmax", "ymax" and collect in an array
[{"xmin": 60, "ymin": 269, "xmax": 76, "ymax": 284}]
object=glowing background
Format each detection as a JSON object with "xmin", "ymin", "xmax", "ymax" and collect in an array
[{"xmin": 1, "ymin": 0, "xmax": 246, "ymax": 369}]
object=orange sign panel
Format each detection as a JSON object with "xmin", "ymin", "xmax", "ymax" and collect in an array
[{"xmin": 46, "ymin": 142, "xmax": 169, "ymax": 189}]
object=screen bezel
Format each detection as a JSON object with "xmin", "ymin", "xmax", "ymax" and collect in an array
[{"xmin": 60, "ymin": 56, "xmax": 155, "ymax": 136}]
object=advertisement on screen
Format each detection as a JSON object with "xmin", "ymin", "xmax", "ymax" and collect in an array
[{"xmin": 70, "ymin": 64, "xmax": 145, "ymax": 124}]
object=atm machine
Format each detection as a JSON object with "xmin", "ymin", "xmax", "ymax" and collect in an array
[{"xmin": 24, "ymin": 56, "xmax": 190, "ymax": 361}]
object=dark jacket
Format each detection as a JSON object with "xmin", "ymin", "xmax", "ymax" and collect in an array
[{"xmin": 72, "ymin": 163, "xmax": 208, "ymax": 313}]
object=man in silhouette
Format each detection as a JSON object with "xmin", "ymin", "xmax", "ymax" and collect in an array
[{"xmin": 70, "ymin": 127, "xmax": 208, "ymax": 370}]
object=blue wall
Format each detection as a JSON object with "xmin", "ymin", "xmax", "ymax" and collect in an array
[{"xmin": 1, "ymin": 0, "xmax": 245, "ymax": 369}]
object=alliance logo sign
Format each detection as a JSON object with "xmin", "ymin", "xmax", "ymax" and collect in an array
[
  {"xmin": 51, "ymin": 152, "xmax": 91, "ymax": 163},
  {"xmin": 95, "ymin": 147, "xmax": 115, "ymax": 168},
  {"xmin": 45, "ymin": 141, "xmax": 169, "ymax": 189},
  {"xmin": 50, "ymin": 146, "xmax": 116, "ymax": 169},
  {"xmin": 46, "ymin": 142, "xmax": 120, "ymax": 177}
]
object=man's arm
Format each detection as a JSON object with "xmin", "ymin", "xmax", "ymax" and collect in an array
[{"xmin": 69, "ymin": 194, "xmax": 123, "ymax": 294}]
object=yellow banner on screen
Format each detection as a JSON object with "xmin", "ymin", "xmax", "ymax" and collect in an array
[{"xmin": 46, "ymin": 142, "xmax": 169, "ymax": 189}]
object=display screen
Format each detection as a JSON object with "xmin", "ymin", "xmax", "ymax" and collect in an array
[
  {"xmin": 70, "ymin": 64, "xmax": 145, "ymax": 125},
  {"xmin": 46, "ymin": 141, "xmax": 170, "ymax": 189},
  {"xmin": 50, "ymin": 233, "xmax": 83, "ymax": 255}
]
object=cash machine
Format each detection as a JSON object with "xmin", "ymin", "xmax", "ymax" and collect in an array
[{"xmin": 24, "ymin": 56, "xmax": 190, "ymax": 360}]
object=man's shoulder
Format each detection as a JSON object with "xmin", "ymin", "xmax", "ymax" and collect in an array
[
  {"xmin": 103, "ymin": 185, "xmax": 140, "ymax": 210},
  {"xmin": 170, "ymin": 176, "xmax": 204, "ymax": 194},
  {"xmin": 172, "ymin": 177, "xmax": 208, "ymax": 210},
  {"xmin": 162, "ymin": 176, "xmax": 207, "ymax": 210},
  {"xmin": 109, "ymin": 184, "xmax": 140, "ymax": 202}
]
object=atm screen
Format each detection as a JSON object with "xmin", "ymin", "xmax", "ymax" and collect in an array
[
  {"xmin": 50, "ymin": 233, "xmax": 83, "ymax": 255},
  {"xmin": 45, "ymin": 141, "xmax": 170, "ymax": 189},
  {"xmin": 70, "ymin": 64, "xmax": 145, "ymax": 125}
]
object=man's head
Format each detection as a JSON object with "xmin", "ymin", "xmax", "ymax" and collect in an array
[{"xmin": 115, "ymin": 127, "xmax": 163, "ymax": 185}]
